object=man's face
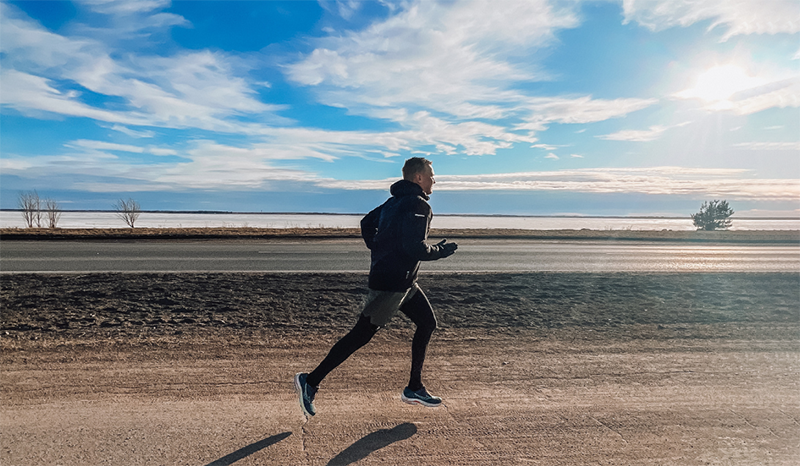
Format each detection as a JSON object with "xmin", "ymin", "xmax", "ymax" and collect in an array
[{"xmin": 414, "ymin": 165, "xmax": 436, "ymax": 195}]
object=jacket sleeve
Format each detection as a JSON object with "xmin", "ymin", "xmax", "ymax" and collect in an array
[
  {"xmin": 400, "ymin": 198, "xmax": 445, "ymax": 261},
  {"xmin": 361, "ymin": 205, "xmax": 382, "ymax": 250}
]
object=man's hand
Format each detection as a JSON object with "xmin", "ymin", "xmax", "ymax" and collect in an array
[{"xmin": 435, "ymin": 239, "xmax": 458, "ymax": 258}]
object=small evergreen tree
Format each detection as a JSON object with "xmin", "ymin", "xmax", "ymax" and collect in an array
[{"xmin": 691, "ymin": 200, "xmax": 734, "ymax": 231}]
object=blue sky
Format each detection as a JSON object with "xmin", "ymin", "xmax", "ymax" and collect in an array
[{"xmin": 1, "ymin": 0, "xmax": 798, "ymax": 216}]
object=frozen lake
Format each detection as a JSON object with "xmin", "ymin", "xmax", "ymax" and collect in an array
[{"xmin": 1, "ymin": 211, "xmax": 798, "ymax": 231}]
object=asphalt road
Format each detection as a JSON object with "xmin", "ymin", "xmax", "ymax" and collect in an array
[{"xmin": 2, "ymin": 238, "xmax": 798, "ymax": 273}]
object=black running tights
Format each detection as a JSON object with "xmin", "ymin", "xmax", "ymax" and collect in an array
[{"xmin": 306, "ymin": 289, "xmax": 437, "ymax": 391}]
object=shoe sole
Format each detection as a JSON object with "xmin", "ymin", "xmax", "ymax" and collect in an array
[
  {"xmin": 294, "ymin": 373, "xmax": 314, "ymax": 417},
  {"xmin": 401, "ymin": 393, "xmax": 442, "ymax": 408}
]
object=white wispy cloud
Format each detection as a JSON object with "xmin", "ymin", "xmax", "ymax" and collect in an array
[
  {"xmin": 66, "ymin": 139, "xmax": 177, "ymax": 156},
  {"xmin": 109, "ymin": 125, "xmax": 155, "ymax": 138},
  {"xmin": 286, "ymin": 0, "xmax": 659, "ymax": 153},
  {"xmin": 7, "ymin": 136, "xmax": 798, "ymax": 201},
  {"xmin": 4, "ymin": 118, "xmax": 540, "ymax": 194},
  {"xmin": 598, "ymin": 121, "xmax": 691, "ymax": 142},
  {"xmin": 622, "ymin": 0, "xmax": 800, "ymax": 40},
  {"xmin": 732, "ymin": 141, "xmax": 800, "ymax": 151},
  {"xmin": 187, "ymin": 140, "xmax": 339, "ymax": 164},
  {"xmin": 0, "ymin": 3, "xmax": 97, "ymax": 69},
  {"xmin": 316, "ymin": 166, "xmax": 800, "ymax": 200},
  {"xmin": 286, "ymin": 0, "xmax": 580, "ymax": 121},
  {"xmin": 0, "ymin": 69, "xmax": 153, "ymax": 125},
  {"xmin": 393, "ymin": 112, "xmax": 538, "ymax": 156},
  {"xmin": 0, "ymin": 2, "xmax": 286, "ymax": 133},
  {"xmin": 0, "ymin": 150, "xmax": 122, "ymax": 186},
  {"xmin": 248, "ymin": 112, "xmax": 539, "ymax": 158},
  {"xmin": 2, "ymin": 139, "xmax": 324, "ymax": 192},
  {"xmin": 517, "ymin": 96, "xmax": 658, "ymax": 132},
  {"xmin": 433, "ymin": 167, "xmax": 800, "ymax": 200},
  {"xmin": 144, "ymin": 141, "xmax": 321, "ymax": 190},
  {"xmin": 74, "ymin": 0, "xmax": 189, "ymax": 37},
  {"xmin": 78, "ymin": 0, "xmax": 173, "ymax": 15},
  {"xmin": 723, "ymin": 77, "xmax": 800, "ymax": 115},
  {"xmin": 68, "ymin": 50, "xmax": 285, "ymax": 130},
  {"xmin": 0, "ymin": 0, "xmax": 666, "ymax": 166},
  {"xmin": 598, "ymin": 125, "xmax": 669, "ymax": 142},
  {"xmin": 319, "ymin": 0, "xmax": 364, "ymax": 20},
  {"xmin": 10, "ymin": 125, "xmax": 505, "ymax": 191}
]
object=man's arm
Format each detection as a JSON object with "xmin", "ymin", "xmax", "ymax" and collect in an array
[
  {"xmin": 400, "ymin": 199, "xmax": 457, "ymax": 261},
  {"xmin": 360, "ymin": 205, "xmax": 382, "ymax": 250}
]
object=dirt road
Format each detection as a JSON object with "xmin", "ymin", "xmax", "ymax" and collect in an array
[{"xmin": 2, "ymin": 272, "xmax": 798, "ymax": 465}]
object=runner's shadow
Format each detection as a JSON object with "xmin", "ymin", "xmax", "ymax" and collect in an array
[
  {"xmin": 204, "ymin": 431, "xmax": 292, "ymax": 466},
  {"xmin": 326, "ymin": 422, "xmax": 417, "ymax": 466}
]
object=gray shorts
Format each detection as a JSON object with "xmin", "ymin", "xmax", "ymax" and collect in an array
[{"xmin": 360, "ymin": 283, "xmax": 421, "ymax": 327}]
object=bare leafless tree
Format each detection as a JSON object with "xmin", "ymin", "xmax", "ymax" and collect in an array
[
  {"xmin": 114, "ymin": 198, "xmax": 141, "ymax": 228},
  {"xmin": 45, "ymin": 198, "xmax": 62, "ymax": 229},
  {"xmin": 18, "ymin": 191, "xmax": 42, "ymax": 228}
]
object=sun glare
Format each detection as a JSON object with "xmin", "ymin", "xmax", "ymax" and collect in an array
[{"xmin": 679, "ymin": 65, "xmax": 766, "ymax": 102}]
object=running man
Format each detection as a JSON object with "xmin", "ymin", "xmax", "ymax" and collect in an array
[{"xmin": 294, "ymin": 157, "xmax": 458, "ymax": 417}]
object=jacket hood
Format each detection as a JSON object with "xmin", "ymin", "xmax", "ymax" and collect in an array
[{"xmin": 390, "ymin": 179, "xmax": 429, "ymax": 200}]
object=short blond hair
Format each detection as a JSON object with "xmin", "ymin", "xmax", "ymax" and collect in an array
[{"xmin": 402, "ymin": 157, "xmax": 432, "ymax": 180}]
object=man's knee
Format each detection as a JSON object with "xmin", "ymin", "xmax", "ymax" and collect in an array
[
  {"xmin": 355, "ymin": 313, "xmax": 382, "ymax": 334},
  {"xmin": 402, "ymin": 291, "xmax": 437, "ymax": 328},
  {"xmin": 417, "ymin": 313, "xmax": 437, "ymax": 334}
]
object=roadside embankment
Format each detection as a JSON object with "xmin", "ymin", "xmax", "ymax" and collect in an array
[{"xmin": 1, "ymin": 227, "xmax": 798, "ymax": 243}]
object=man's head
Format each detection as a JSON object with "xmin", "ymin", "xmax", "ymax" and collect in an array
[{"xmin": 402, "ymin": 157, "xmax": 435, "ymax": 195}]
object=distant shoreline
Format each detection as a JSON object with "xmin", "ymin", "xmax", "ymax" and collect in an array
[
  {"xmin": 0, "ymin": 208, "xmax": 797, "ymax": 220},
  {"xmin": 1, "ymin": 227, "xmax": 798, "ymax": 243}
]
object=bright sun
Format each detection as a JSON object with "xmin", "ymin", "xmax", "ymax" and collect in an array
[{"xmin": 679, "ymin": 64, "xmax": 766, "ymax": 102}]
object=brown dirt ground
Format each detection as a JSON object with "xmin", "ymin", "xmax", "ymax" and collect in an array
[{"xmin": 2, "ymin": 272, "xmax": 799, "ymax": 465}]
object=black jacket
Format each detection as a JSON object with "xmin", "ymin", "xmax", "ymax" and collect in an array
[{"xmin": 361, "ymin": 180, "xmax": 449, "ymax": 291}]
